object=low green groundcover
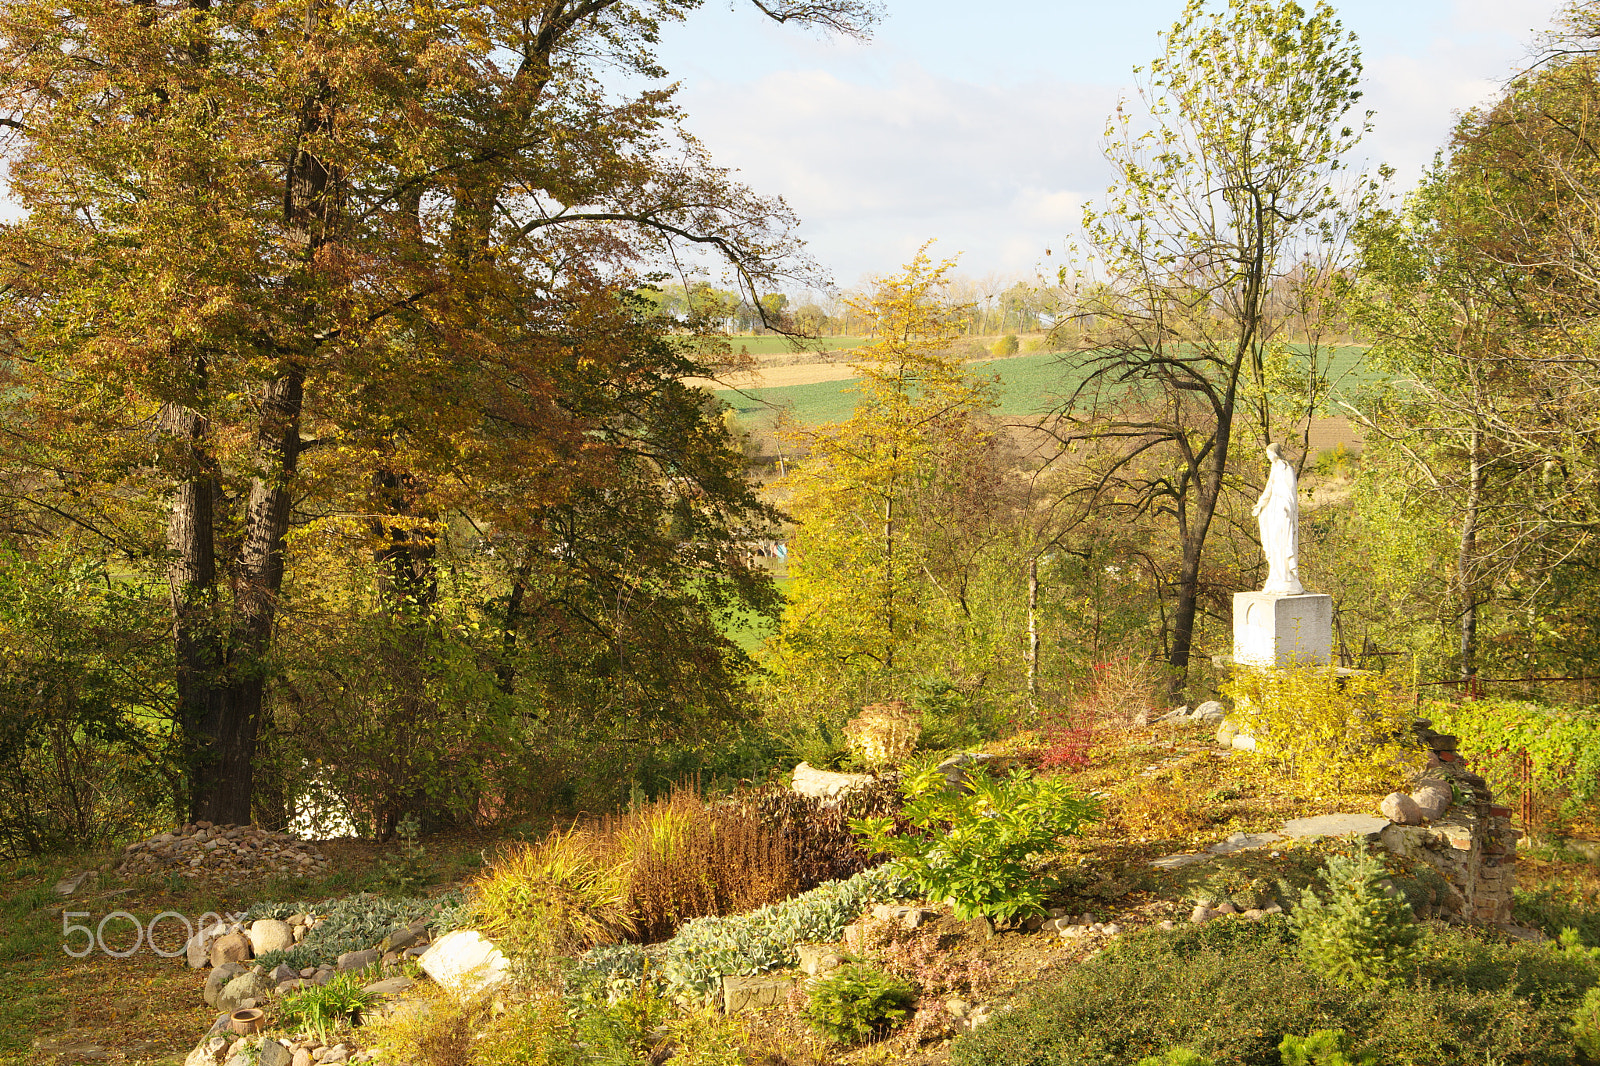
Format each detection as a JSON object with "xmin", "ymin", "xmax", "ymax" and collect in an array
[{"xmin": 952, "ymin": 917, "xmax": 1596, "ymax": 1066}]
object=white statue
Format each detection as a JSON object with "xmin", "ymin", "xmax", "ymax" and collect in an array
[{"xmin": 1252, "ymin": 442, "xmax": 1304, "ymax": 595}]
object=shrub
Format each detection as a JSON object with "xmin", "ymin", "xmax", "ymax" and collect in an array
[
  {"xmin": 368, "ymin": 984, "xmax": 577, "ymax": 1066},
  {"xmin": 992, "ymin": 333, "xmax": 1019, "ymax": 357},
  {"xmin": 469, "ymin": 829, "xmax": 634, "ymax": 959},
  {"xmin": 1290, "ymin": 846, "xmax": 1419, "ymax": 990},
  {"xmin": 843, "ymin": 701, "xmax": 921, "ymax": 768},
  {"xmin": 1136, "ymin": 1052, "xmax": 1215, "ymax": 1066},
  {"xmin": 1221, "ymin": 666, "xmax": 1423, "ymax": 794},
  {"xmin": 852, "ymin": 764, "xmax": 1099, "ymax": 921},
  {"xmin": 1425, "ymin": 697, "xmax": 1600, "ymax": 815},
  {"xmin": 744, "ymin": 780, "xmax": 901, "ymax": 892},
  {"xmin": 950, "ymin": 918, "xmax": 1587, "ymax": 1066},
  {"xmin": 804, "ymin": 962, "xmax": 916, "ymax": 1045},
  {"xmin": 581, "ymin": 862, "xmax": 915, "ymax": 1003},
  {"xmin": 612, "ymin": 786, "xmax": 799, "ymax": 943},
  {"xmin": 1573, "ymin": 986, "xmax": 1600, "ymax": 1061},
  {"xmin": 1279, "ymin": 1030, "xmax": 1378, "ymax": 1066}
]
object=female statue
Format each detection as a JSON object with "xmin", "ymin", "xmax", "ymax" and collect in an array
[{"xmin": 1252, "ymin": 442, "xmax": 1304, "ymax": 595}]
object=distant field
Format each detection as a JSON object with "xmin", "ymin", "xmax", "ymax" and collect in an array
[
  {"xmin": 717, "ymin": 344, "xmax": 1371, "ymax": 430},
  {"xmin": 726, "ymin": 335, "xmax": 868, "ymax": 357}
]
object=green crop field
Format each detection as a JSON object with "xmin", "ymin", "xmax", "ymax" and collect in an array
[
  {"xmin": 724, "ymin": 334, "xmax": 868, "ymax": 357},
  {"xmin": 717, "ymin": 344, "xmax": 1372, "ymax": 430}
]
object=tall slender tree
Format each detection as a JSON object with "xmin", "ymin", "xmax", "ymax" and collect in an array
[{"xmin": 1057, "ymin": 0, "xmax": 1372, "ymax": 690}]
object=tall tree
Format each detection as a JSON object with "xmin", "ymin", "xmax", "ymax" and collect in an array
[
  {"xmin": 1058, "ymin": 0, "xmax": 1372, "ymax": 690},
  {"xmin": 0, "ymin": 0, "xmax": 875, "ymax": 825}
]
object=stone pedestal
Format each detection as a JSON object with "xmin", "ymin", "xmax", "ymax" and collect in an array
[{"xmin": 1232, "ymin": 591, "xmax": 1332, "ymax": 668}]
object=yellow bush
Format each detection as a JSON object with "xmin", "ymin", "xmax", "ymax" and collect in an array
[
  {"xmin": 367, "ymin": 984, "xmax": 576, "ymax": 1066},
  {"xmin": 843, "ymin": 701, "xmax": 921, "ymax": 768},
  {"xmin": 468, "ymin": 828, "xmax": 634, "ymax": 959},
  {"xmin": 1221, "ymin": 666, "xmax": 1423, "ymax": 796}
]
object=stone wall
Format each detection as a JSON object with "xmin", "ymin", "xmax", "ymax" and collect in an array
[{"xmin": 1378, "ymin": 722, "xmax": 1519, "ymax": 925}]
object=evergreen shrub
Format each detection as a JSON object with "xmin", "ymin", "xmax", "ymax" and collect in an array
[
  {"xmin": 804, "ymin": 962, "xmax": 916, "ymax": 1044},
  {"xmin": 1289, "ymin": 845, "xmax": 1419, "ymax": 989}
]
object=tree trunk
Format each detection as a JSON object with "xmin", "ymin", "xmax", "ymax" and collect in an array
[
  {"xmin": 1027, "ymin": 555, "xmax": 1039, "ymax": 696},
  {"xmin": 1457, "ymin": 427, "xmax": 1485, "ymax": 686}
]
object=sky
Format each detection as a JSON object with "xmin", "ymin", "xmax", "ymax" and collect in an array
[{"xmin": 644, "ymin": 0, "xmax": 1570, "ymax": 291}]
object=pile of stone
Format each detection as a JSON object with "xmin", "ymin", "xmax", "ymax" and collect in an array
[
  {"xmin": 187, "ymin": 1029, "xmax": 375, "ymax": 1066},
  {"xmin": 191, "ymin": 914, "xmax": 431, "ymax": 1008},
  {"xmin": 120, "ymin": 822, "xmax": 330, "ymax": 881}
]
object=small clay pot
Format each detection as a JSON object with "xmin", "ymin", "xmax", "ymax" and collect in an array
[{"xmin": 229, "ymin": 1007, "xmax": 265, "ymax": 1035}]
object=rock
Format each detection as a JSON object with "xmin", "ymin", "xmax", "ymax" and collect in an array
[
  {"xmin": 277, "ymin": 979, "xmax": 308, "ymax": 994},
  {"xmin": 871, "ymin": 903, "xmax": 935, "ymax": 930},
  {"xmin": 1411, "ymin": 779, "xmax": 1453, "ymax": 820},
  {"xmin": 1216, "ymin": 721, "xmax": 1238, "ymax": 746},
  {"xmin": 52, "ymin": 869, "xmax": 97, "ymax": 897},
  {"xmin": 218, "ymin": 972, "xmax": 272, "ymax": 1013},
  {"xmin": 184, "ymin": 1036, "xmax": 231, "ymax": 1066},
  {"xmin": 384, "ymin": 923, "xmax": 427, "ymax": 953},
  {"xmin": 1213, "ymin": 901, "xmax": 1240, "ymax": 915},
  {"xmin": 1158, "ymin": 706, "xmax": 1189, "ymax": 723},
  {"xmin": 187, "ymin": 922, "xmax": 228, "ymax": 969},
  {"xmin": 1149, "ymin": 852, "xmax": 1210, "ymax": 871},
  {"xmin": 790, "ymin": 761, "xmax": 877, "ymax": 803},
  {"xmin": 210, "ymin": 932, "xmax": 252, "ymax": 968},
  {"xmin": 1381, "ymin": 791, "xmax": 1424, "ymax": 825},
  {"xmin": 1158, "ymin": 920, "xmax": 1175, "ymax": 930},
  {"xmin": 1192, "ymin": 700, "xmax": 1226, "ymax": 722},
  {"xmin": 248, "ymin": 920, "xmax": 295, "ymax": 957},
  {"xmin": 796, "ymin": 944, "xmax": 844, "ymax": 976},
  {"xmin": 935, "ymin": 751, "xmax": 997, "ymax": 792},
  {"xmin": 203, "ymin": 963, "xmax": 247, "ymax": 1008},
  {"xmin": 1190, "ymin": 904, "xmax": 1212, "ymax": 924},
  {"xmin": 1230, "ymin": 732, "xmax": 1258, "ymax": 752},
  {"xmin": 336, "ymin": 948, "xmax": 381, "ymax": 973},
  {"xmin": 1103, "ymin": 923, "xmax": 1122, "ymax": 935},
  {"xmin": 258, "ymin": 1040, "xmax": 293, "ymax": 1066},
  {"xmin": 292, "ymin": 1051, "xmax": 313, "ymax": 1066},
  {"xmin": 419, "ymin": 930, "xmax": 509, "ymax": 999},
  {"xmin": 268, "ymin": 963, "xmax": 297, "ymax": 984},
  {"xmin": 967, "ymin": 1005, "xmax": 993, "ymax": 1030},
  {"xmin": 1207, "ymin": 831, "xmax": 1283, "ymax": 856},
  {"xmin": 298, "ymin": 967, "xmax": 316, "ymax": 978},
  {"xmin": 722, "ymin": 974, "xmax": 793, "ymax": 1014},
  {"xmin": 1278, "ymin": 813, "xmax": 1388, "ymax": 841},
  {"xmin": 945, "ymin": 998, "xmax": 970, "ymax": 1021},
  {"xmin": 363, "ymin": 976, "xmax": 416, "ymax": 998}
]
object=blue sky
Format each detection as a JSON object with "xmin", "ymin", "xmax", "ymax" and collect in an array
[{"xmin": 645, "ymin": 0, "xmax": 1567, "ymax": 289}]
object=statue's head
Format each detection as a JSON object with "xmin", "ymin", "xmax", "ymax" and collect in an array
[{"xmin": 1265, "ymin": 442, "xmax": 1285, "ymax": 462}]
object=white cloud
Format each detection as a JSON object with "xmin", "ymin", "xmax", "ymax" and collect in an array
[{"xmin": 676, "ymin": 65, "xmax": 1115, "ymax": 281}]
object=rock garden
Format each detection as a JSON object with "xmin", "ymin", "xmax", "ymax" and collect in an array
[{"xmin": 14, "ymin": 680, "xmax": 1600, "ymax": 1066}]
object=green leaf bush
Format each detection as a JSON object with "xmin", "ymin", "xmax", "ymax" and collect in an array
[
  {"xmin": 804, "ymin": 962, "xmax": 916, "ymax": 1045},
  {"xmin": 851, "ymin": 764, "xmax": 1098, "ymax": 921},
  {"xmin": 1278, "ymin": 1030, "xmax": 1378, "ymax": 1066},
  {"xmin": 1289, "ymin": 846, "xmax": 1419, "ymax": 990}
]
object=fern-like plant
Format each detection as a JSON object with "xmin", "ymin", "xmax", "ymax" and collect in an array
[
  {"xmin": 1279, "ymin": 1028, "xmax": 1378, "ymax": 1066},
  {"xmin": 1289, "ymin": 845, "xmax": 1419, "ymax": 989}
]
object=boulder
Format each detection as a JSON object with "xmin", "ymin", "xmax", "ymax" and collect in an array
[
  {"xmin": 363, "ymin": 975, "xmax": 416, "ymax": 998},
  {"xmin": 935, "ymin": 751, "xmax": 995, "ymax": 792},
  {"xmin": 258, "ymin": 1040, "xmax": 293, "ymax": 1066},
  {"xmin": 1411, "ymin": 779, "xmax": 1453, "ymax": 820},
  {"xmin": 722, "ymin": 974, "xmax": 793, "ymax": 1014},
  {"xmin": 790, "ymin": 761, "xmax": 876, "ymax": 803},
  {"xmin": 796, "ymin": 944, "xmax": 844, "ymax": 976},
  {"xmin": 1192, "ymin": 701, "xmax": 1226, "ymax": 723},
  {"xmin": 248, "ymin": 920, "xmax": 295, "ymax": 957},
  {"xmin": 187, "ymin": 922, "xmax": 228, "ymax": 969},
  {"xmin": 203, "ymin": 963, "xmax": 247, "ymax": 1008},
  {"xmin": 217, "ymin": 972, "xmax": 272, "ymax": 1013},
  {"xmin": 1381, "ymin": 791, "xmax": 1424, "ymax": 825},
  {"xmin": 336, "ymin": 948, "xmax": 380, "ymax": 973},
  {"xmin": 184, "ymin": 1036, "xmax": 230, "ymax": 1066},
  {"xmin": 210, "ymin": 932, "xmax": 251, "ymax": 968},
  {"xmin": 419, "ymin": 930, "xmax": 509, "ymax": 1000},
  {"xmin": 1279, "ymin": 813, "xmax": 1388, "ymax": 841},
  {"xmin": 268, "ymin": 963, "xmax": 297, "ymax": 985}
]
